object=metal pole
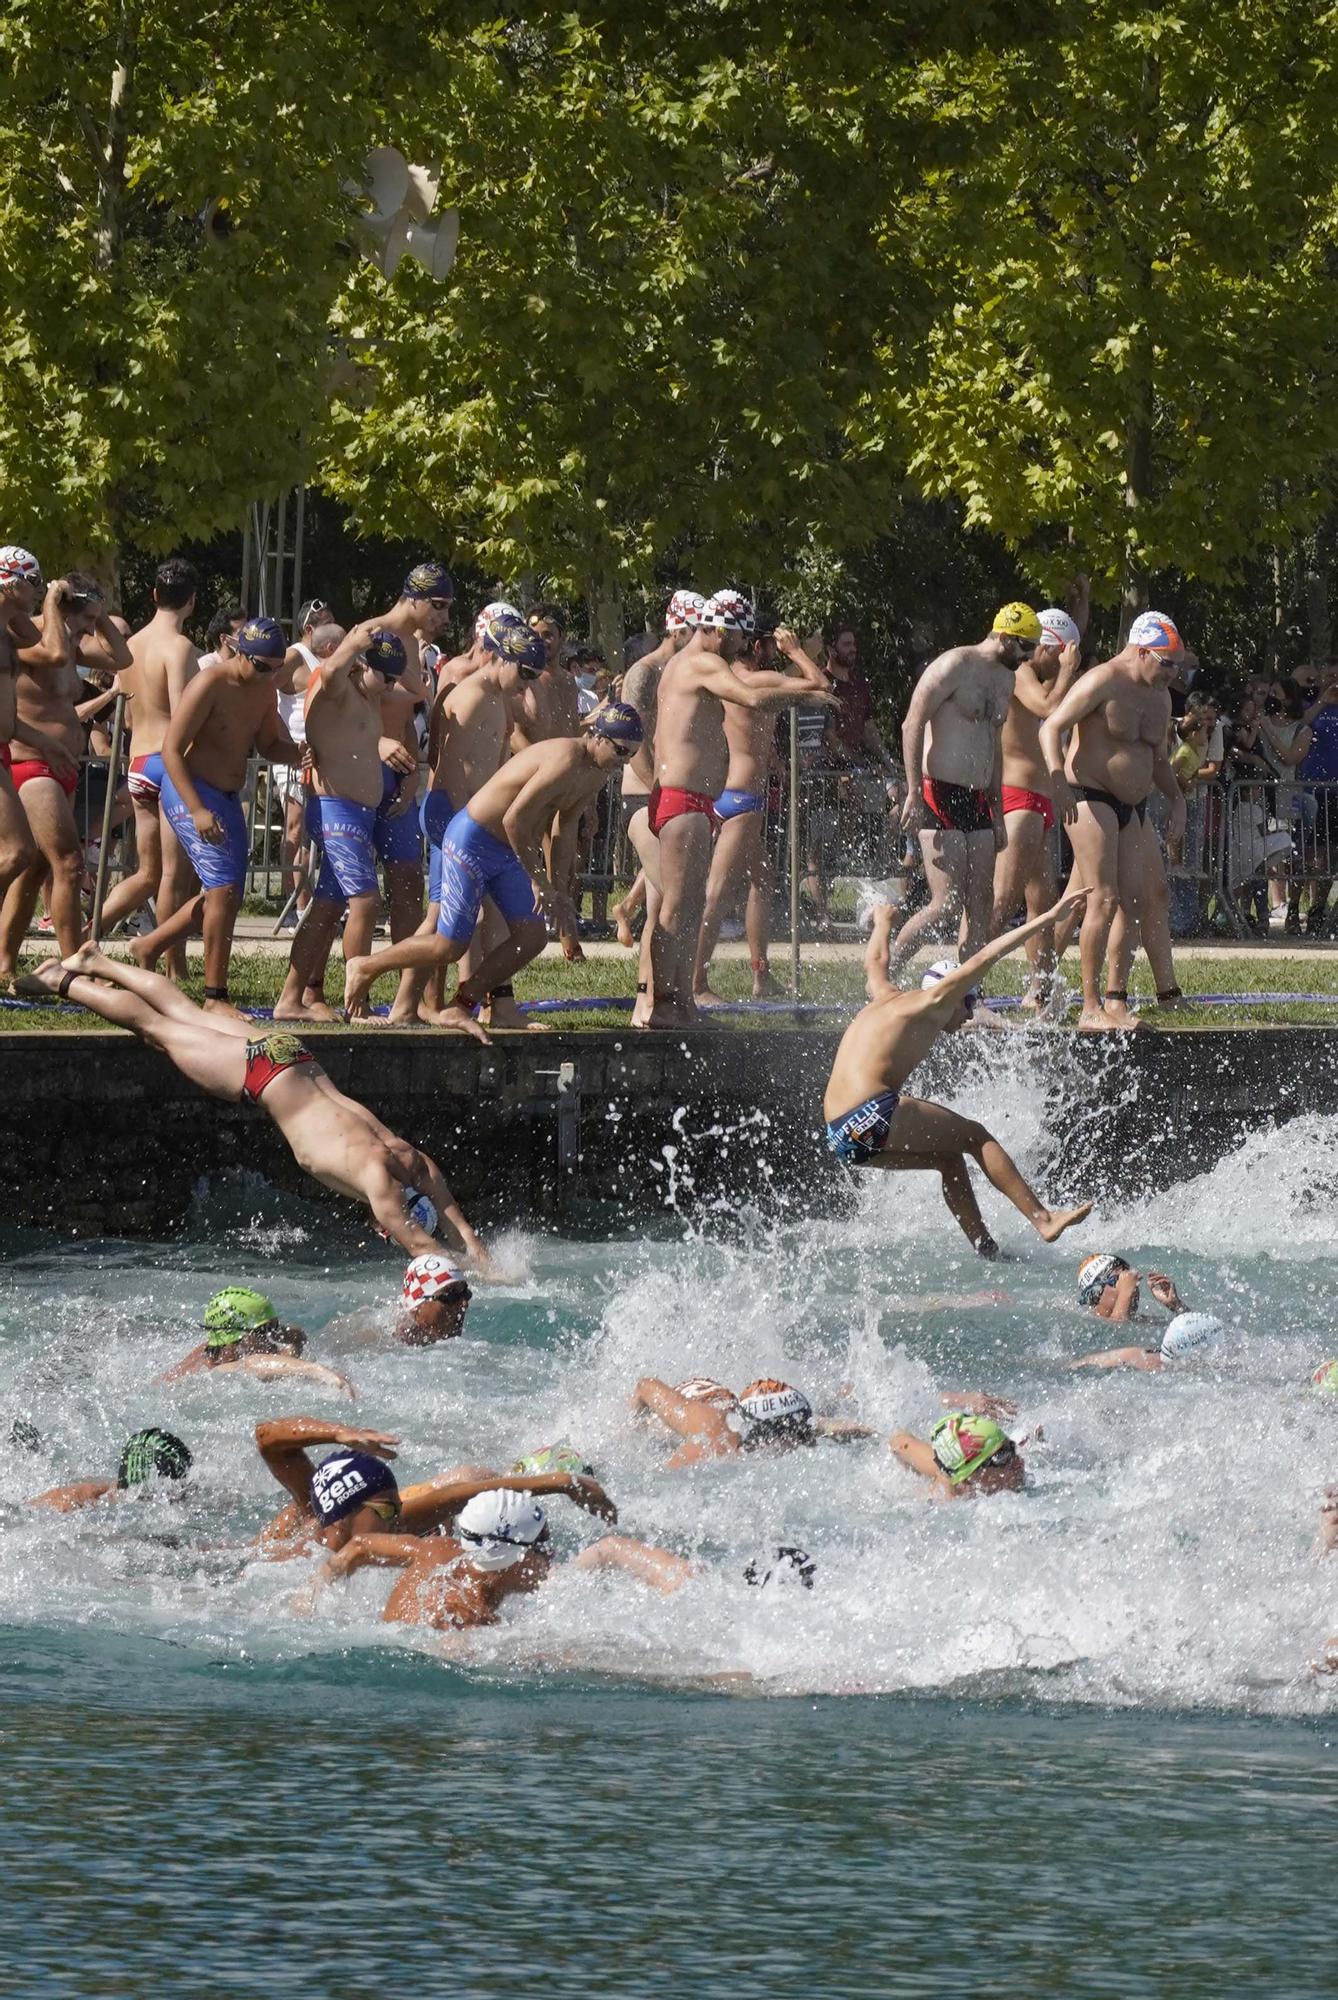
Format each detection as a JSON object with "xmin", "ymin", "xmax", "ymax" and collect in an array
[
  {"xmin": 274, "ymin": 488, "xmax": 288, "ymax": 625},
  {"xmin": 240, "ymin": 505, "xmax": 254, "ymax": 615},
  {"xmin": 789, "ymin": 706, "xmax": 801, "ymax": 998},
  {"xmin": 291, "ymin": 483, "xmax": 306, "ymax": 634},
  {"xmin": 90, "ymin": 692, "xmax": 128, "ymax": 941}
]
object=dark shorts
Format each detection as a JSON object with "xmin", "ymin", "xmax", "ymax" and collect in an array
[
  {"xmin": 1074, "ymin": 785, "xmax": 1148, "ymax": 832},
  {"xmin": 825, "ymin": 1089, "xmax": 901, "ymax": 1164},
  {"xmin": 922, "ymin": 778, "xmax": 993, "ymax": 834}
]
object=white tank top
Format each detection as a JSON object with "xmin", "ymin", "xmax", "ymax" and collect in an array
[{"xmin": 278, "ymin": 641, "xmax": 317, "ymax": 744}]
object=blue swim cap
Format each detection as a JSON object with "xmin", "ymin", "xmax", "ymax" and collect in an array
[
  {"xmin": 587, "ymin": 700, "xmax": 643, "ymax": 746},
  {"xmin": 483, "ymin": 613, "xmax": 546, "ymax": 674},
  {"xmin": 236, "ymin": 615, "xmax": 286, "ymax": 661},
  {"xmin": 364, "ymin": 629, "xmax": 407, "ymax": 679},
  {"xmin": 402, "ymin": 561, "xmax": 454, "ymax": 601},
  {"xmin": 310, "ymin": 1449, "xmax": 398, "ymax": 1525}
]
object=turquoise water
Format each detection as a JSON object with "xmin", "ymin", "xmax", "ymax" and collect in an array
[{"xmin": 3, "ymin": 1059, "xmax": 1338, "ymax": 1995}]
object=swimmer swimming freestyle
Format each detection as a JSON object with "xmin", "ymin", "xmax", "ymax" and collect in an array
[
  {"xmin": 159, "ymin": 1286, "xmax": 357, "ymax": 1398},
  {"xmin": 889, "ymin": 1411, "xmax": 1026, "ymax": 1500},
  {"xmin": 630, "ymin": 1375, "xmax": 874, "ymax": 1468},
  {"xmin": 18, "ymin": 945, "xmax": 488, "ymax": 1265},
  {"xmin": 825, "ymin": 887, "xmax": 1094, "ymax": 1256},
  {"xmin": 30, "ymin": 1427, "xmax": 193, "ymax": 1512}
]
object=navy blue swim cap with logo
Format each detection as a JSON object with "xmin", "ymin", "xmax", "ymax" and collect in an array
[
  {"xmin": 236, "ymin": 615, "xmax": 286, "ymax": 660},
  {"xmin": 364, "ymin": 629, "xmax": 407, "ymax": 679},
  {"xmin": 402, "ymin": 561, "xmax": 454, "ymax": 601},
  {"xmin": 310, "ymin": 1449, "xmax": 398, "ymax": 1525},
  {"xmin": 587, "ymin": 700, "xmax": 643, "ymax": 746},
  {"xmin": 482, "ymin": 613, "xmax": 546, "ymax": 674}
]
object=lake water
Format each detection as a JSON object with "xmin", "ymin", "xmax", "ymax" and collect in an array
[{"xmin": 3, "ymin": 1056, "xmax": 1337, "ymax": 1996}]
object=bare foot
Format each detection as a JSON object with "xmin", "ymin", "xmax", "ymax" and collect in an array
[
  {"xmin": 694, "ymin": 984, "xmax": 727, "ymax": 1009},
  {"xmin": 429, "ymin": 1002, "xmax": 492, "ymax": 1045},
  {"xmin": 61, "ymin": 940, "xmax": 105, "ymax": 976},
  {"xmin": 274, "ymin": 999, "xmax": 336, "ymax": 1023},
  {"xmin": 481, "ymin": 996, "xmax": 544, "ymax": 1033},
  {"xmin": 15, "ymin": 959, "xmax": 67, "ymax": 1000},
  {"xmin": 130, "ymin": 938, "xmax": 159, "ymax": 971},
  {"xmin": 1100, "ymin": 997, "xmax": 1145, "ymax": 1030},
  {"xmin": 641, "ymin": 1001, "xmax": 679, "ymax": 1030},
  {"xmin": 1035, "ymin": 1201, "xmax": 1094, "ymax": 1243},
  {"xmin": 752, "ymin": 971, "xmax": 780, "ymax": 1000},
  {"xmin": 560, "ymin": 935, "xmax": 585, "ymax": 964},
  {"xmin": 343, "ymin": 956, "xmax": 376, "ymax": 1016},
  {"xmin": 1077, "ymin": 1005, "xmax": 1138, "ymax": 1033},
  {"xmin": 203, "ymin": 995, "xmax": 248, "ymax": 1022},
  {"xmin": 611, "ymin": 904, "xmax": 637, "ymax": 950}
]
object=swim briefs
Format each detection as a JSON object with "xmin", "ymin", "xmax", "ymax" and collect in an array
[
  {"xmin": 715, "ymin": 788, "xmax": 765, "ymax": 821},
  {"xmin": 1073, "ymin": 785, "xmax": 1148, "ymax": 831},
  {"xmin": 649, "ymin": 784, "xmax": 717, "ymax": 837},
  {"xmin": 11, "ymin": 756, "xmax": 78, "ymax": 801},
  {"xmin": 127, "ymin": 751, "xmax": 165, "ymax": 803},
  {"xmin": 436, "ymin": 807, "xmax": 539, "ymax": 944},
  {"xmin": 241, "ymin": 1030, "xmax": 316, "ymax": 1106},
  {"xmin": 307, "ymin": 792, "xmax": 379, "ymax": 902},
  {"xmin": 922, "ymin": 778, "xmax": 993, "ymax": 834},
  {"xmin": 161, "ymin": 771, "xmax": 249, "ymax": 892},
  {"xmin": 1000, "ymin": 784, "xmax": 1055, "ymax": 832},
  {"xmin": 420, "ymin": 787, "xmax": 454, "ymax": 905},
  {"xmin": 374, "ymin": 762, "xmax": 422, "ymax": 868},
  {"xmin": 825, "ymin": 1089, "xmax": 901, "ymax": 1164}
]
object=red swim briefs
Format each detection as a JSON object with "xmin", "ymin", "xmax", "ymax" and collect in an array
[
  {"xmin": 1000, "ymin": 785, "xmax": 1055, "ymax": 832},
  {"xmin": 11, "ymin": 757, "xmax": 78, "ymax": 800},
  {"xmin": 648, "ymin": 784, "xmax": 718, "ymax": 837}
]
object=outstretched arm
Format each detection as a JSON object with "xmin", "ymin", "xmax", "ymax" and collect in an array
[
  {"xmin": 1065, "ymin": 1346, "xmax": 1161, "ymax": 1372},
  {"xmin": 630, "ymin": 1375, "xmax": 724, "ymax": 1443},
  {"xmin": 401, "ymin": 1468, "xmax": 617, "ymax": 1536},
  {"xmin": 158, "ymin": 1341, "xmax": 211, "ymax": 1383},
  {"xmin": 254, "ymin": 1417, "xmax": 398, "ymax": 1508},
  {"xmin": 912, "ymin": 886, "xmax": 1089, "ymax": 1021},
  {"xmin": 241, "ymin": 1355, "xmax": 359, "ymax": 1402},
  {"xmin": 888, "ymin": 1431, "xmax": 954, "ymax": 1497},
  {"xmin": 568, "ymin": 1534, "xmax": 699, "ymax": 1595},
  {"xmin": 29, "ymin": 1479, "xmax": 117, "ymax": 1512},
  {"xmin": 864, "ymin": 902, "xmax": 897, "ymax": 1001}
]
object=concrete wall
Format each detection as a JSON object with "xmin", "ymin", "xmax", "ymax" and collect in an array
[{"xmin": 2, "ymin": 1027, "xmax": 1334, "ymax": 1239}]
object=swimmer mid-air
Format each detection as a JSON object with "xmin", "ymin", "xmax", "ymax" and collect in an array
[
  {"xmin": 20, "ymin": 946, "xmax": 487, "ymax": 1264},
  {"xmin": 824, "ymin": 889, "xmax": 1094, "ymax": 1256}
]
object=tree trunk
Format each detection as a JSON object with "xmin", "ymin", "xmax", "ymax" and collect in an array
[
  {"xmin": 97, "ymin": 2, "xmax": 139, "ymax": 271},
  {"xmin": 1119, "ymin": 53, "xmax": 1159, "ymax": 643},
  {"xmin": 585, "ymin": 572, "xmax": 625, "ymax": 678}
]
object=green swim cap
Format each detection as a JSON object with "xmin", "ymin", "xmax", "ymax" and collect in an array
[
  {"xmin": 930, "ymin": 1412, "xmax": 1014, "ymax": 1486},
  {"xmin": 510, "ymin": 1442, "xmax": 594, "ymax": 1478},
  {"xmin": 204, "ymin": 1286, "xmax": 279, "ymax": 1348},
  {"xmin": 1313, "ymin": 1361, "xmax": 1338, "ymax": 1394},
  {"xmin": 117, "ymin": 1428, "xmax": 193, "ymax": 1489}
]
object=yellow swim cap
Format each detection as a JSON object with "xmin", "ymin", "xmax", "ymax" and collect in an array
[{"xmin": 992, "ymin": 602, "xmax": 1042, "ymax": 641}]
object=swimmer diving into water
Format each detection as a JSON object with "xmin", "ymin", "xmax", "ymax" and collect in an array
[
  {"xmin": 18, "ymin": 946, "xmax": 488, "ymax": 1265},
  {"xmin": 823, "ymin": 888, "xmax": 1094, "ymax": 1257}
]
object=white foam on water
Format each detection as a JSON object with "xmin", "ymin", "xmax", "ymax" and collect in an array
[{"xmin": 2, "ymin": 1064, "xmax": 1337, "ymax": 1712}]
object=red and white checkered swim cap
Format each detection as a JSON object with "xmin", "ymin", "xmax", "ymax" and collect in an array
[
  {"xmin": 0, "ymin": 545, "xmax": 42, "ymax": 589},
  {"xmin": 665, "ymin": 589, "xmax": 705, "ymax": 631},
  {"xmin": 401, "ymin": 1253, "xmax": 467, "ymax": 1307},
  {"xmin": 699, "ymin": 589, "xmax": 755, "ymax": 634},
  {"xmin": 474, "ymin": 599, "xmax": 521, "ymax": 641}
]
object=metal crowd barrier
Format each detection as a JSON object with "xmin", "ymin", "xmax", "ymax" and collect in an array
[{"xmin": 1212, "ymin": 777, "xmax": 1338, "ymax": 936}]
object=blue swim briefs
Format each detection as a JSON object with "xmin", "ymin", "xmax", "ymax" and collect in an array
[
  {"xmin": 420, "ymin": 787, "xmax": 454, "ymax": 906},
  {"xmin": 714, "ymin": 788, "xmax": 765, "ymax": 821},
  {"xmin": 825, "ymin": 1090, "xmax": 900, "ymax": 1164},
  {"xmin": 306, "ymin": 793, "xmax": 379, "ymax": 902},
  {"xmin": 435, "ymin": 807, "xmax": 539, "ymax": 944},
  {"xmin": 374, "ymin": 763, "xmax": 422, "ymax": 868}
]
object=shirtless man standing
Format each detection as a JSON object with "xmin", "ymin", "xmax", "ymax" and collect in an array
[
  {"xmin": 343, "ymin": 701, "xmax": 645, "ymax": 1030},
  {"xmin": 413, "ymin": 613, "xmax": 545, "ymax": 1028},
  {"xmin": 1039, "ymin": 611, "xmax": 1187, "ymax": 1032},
  {"xmin": 646, "ymin": 594, "xmax": 832, "ymax": 1030},
  {"xmin": 0, "ymin": 571, "xmax": 132, "ymax": 982},
  {"xmin": 0, "ymin": 548, "xmax": 43, "ymax": 941},
  {"xmin": 273, "ymin": 622, "xmax": 411, "ymax": 1022},
  {"xmin": 131, "ymin": 615, "xmax": 300, "ymax": 1012},
  {"xmin": 95, "ymin": 557, "xmax": 200, "ymax": 967},
  {"xmin": 611, "ymin": 592, "xmax": 704, "ymax": 1023},
  {"xmin": 519, "ymin": 604, "xmax": 583, "ymax": 959},
  {"xmin": 823, "ymin": 889, "xmax": 1093, "ymax": 1255},
  {"xmin": 692, "ymin": 631, "xmax": 782, "ymax": 1005},
  {"xmin": 888, "ymin": 603, "xmax": 1041, "ymax": 987},
  {"xmin": 990, "ymin": 605, "xmax": 1083, "ymax": 1009}
]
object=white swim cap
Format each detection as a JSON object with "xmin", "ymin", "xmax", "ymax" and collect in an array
[
  {"xmin": 921, "ymin": 959, "xmax": 980, "ymax": 1013},
  {"xmin": 401, "ymin": 1253, "xmax": 468, "ymax": 1308},
  {"xmin": 676, "ymin": 1376, "xmax": 739, "ymax": 1411},
  {"xmin": 1127, "ymin": 611, "xmax": 1182, "ymax": 655},
  {"xmin": 1037, "ymin": 607, "xmax": 1081, "ymax": 649},
  {"xmin": 1159, "ymin": 1312, "xmax": 1225, "ymax": 1362},
  {"xmin": 457, "ymin": 1488, "xmax": 548, "ymax": 1570},
  {"xmin": 699, "ymin": 589, "xmax": 755, "ymax": 635},
  {"xmin": 665, "ymin": 589, "xmax": 706, "ymax": 631}
]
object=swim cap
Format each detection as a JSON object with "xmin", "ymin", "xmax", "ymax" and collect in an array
[
  {"xmin": 236, "ymin": 616, "xmax": 286, "ymax": 661},
  {"xmin": 1313, "ymin": 1361, "xmax": 1338, "ymax": 1394},
  {"xmin": 401, "ymin": 1253, "xmax": 469, "ymax": 1309},
  {"xmin": 509, "ymin": 1443, "xmax": 594, "ymax": 1478},
  {"xmin": 0, "ymin": 545, "xmax": 42, "ymax": 589},
  {"xmin": 665, "ymin": 589, "xmax": 706, "ymax": 631},
  {"xmin": 743, "ymin": 1545, "xmax": 817, "ymax": 1591},
  {"xmin": 457, "ymin": 1488, "xmax": 547, "ymax": 1570},
  {"xmin": 675, "ymin": 1377, "xmax": 739, "ymax": 1412},
  {"xmin": 203, "ymin": 1286, "xmax": 279, "ymax": 1347},
  {"xmin": 117, "ymin": 1428, "xmax": 193, "ymax": 1489},
  {"xmin": 363, "ymin": 629, "xmax": 407, "ymax": 679},
  {"xmin": 482, "ymin": 612, "xmax": 546, "ymax": 673},
  {"xmin": 474, "ymin": 598, "xmax": 522, "ymax": 640},
  {"xmin": 7, "ymin": 1418, "xmax": 42, "ymax": 1453},
  {"xmin": 1159, "ymin": 1312, "xmax": 1225, "ymax": 1362},
  {"xmin": 699, "ymin": 589, "xmax": 755, "ymax": 635},
  {"xmin": 1076, "ymin": 1254, "xmax": 1130, "ymax": 1308},
  {"xmin": 586, "ymin": 700, "xmax": 644, "ymax": 746},
  {"xmin": 921, "ymin": 959, "xmax": 979, "ymax": 1013},
  {"xmin": 1037, "ymin": 607, "xmax": 1081, "ymax": 649},
  {"xmin": 1128, "ymin": 611, "xmax": 1182, "ymax": 655},
  {"xmin": 402, "ymin": 561, "xmax": 454, "ymax": 600},
  {"xmin": 310, "ymin": 1449, "xmax": 398, "ymax": 1524},
  {"xmin": 930, "ymin": 1412, "xmax": 1015, "ymax": 1486},
  {"xmin": 404, "ymin": 1186, "xmax": 439, "ymax": 1235},
  {"xmin": 737, "ymin": 1379, "xmax": 814, "ymax": 1446},
  {"xmin": 991, "ymin": 603, "xmax": 1042, "ymax": 641}
]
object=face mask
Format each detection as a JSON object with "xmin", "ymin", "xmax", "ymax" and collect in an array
[{"xmin": 575, "ymin": 672, "xmax": 597, "ymax": 691}]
